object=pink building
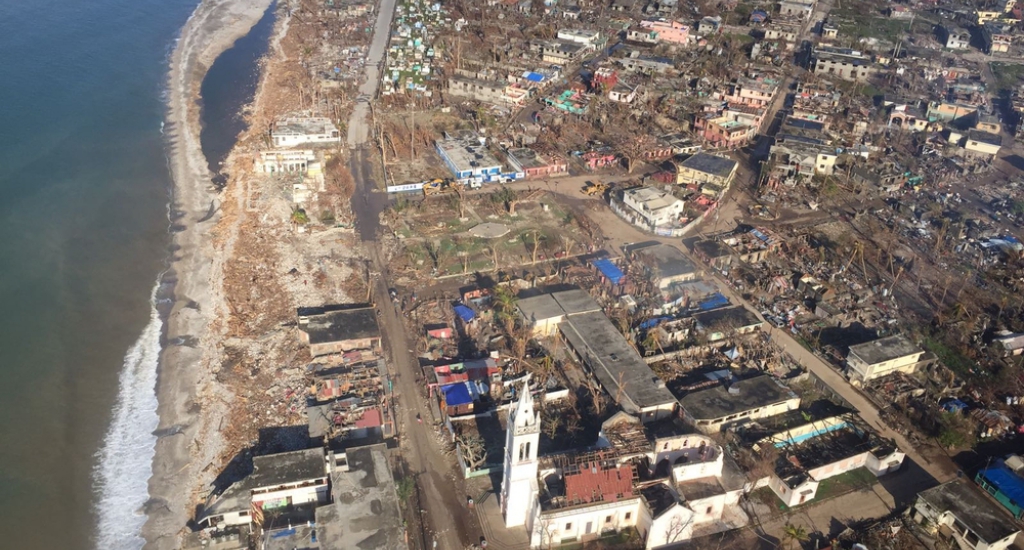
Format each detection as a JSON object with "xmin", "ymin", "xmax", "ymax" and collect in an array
[
  {"xmin": 639, "ymin": 19, "xmax": 691, "ymax": 45},
  {"xmin": 718, "ymin": 77, "xmax": 779, "ymax": 108}
]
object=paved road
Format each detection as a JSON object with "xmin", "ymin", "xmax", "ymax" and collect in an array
[{"xmin": 345, "ymin": 0, "xmax": 482, "ymax": 548}]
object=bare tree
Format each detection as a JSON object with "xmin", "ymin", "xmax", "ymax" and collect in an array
[{"xmin": 457, "ymin": 434, "xmax": 488, "ymax": 470}]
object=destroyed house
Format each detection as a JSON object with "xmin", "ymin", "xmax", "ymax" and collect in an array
[
  {"xmin": 769, "ymin": 426, "xmax": 905, "ymax": 507},
  {"xmin": 691, "ymin": 306, "xmax": 763, "ymax": 341},
  {"xmin": 679, "ymin": 375, "xmax": 800, "ymax": 433},
  {"xmin": 298, "ymin": 305, "xmax": 381, "ymax": 357},
  {"xmin": 198, "ymin": 448, "xmax": 329, "ymax": 529}
]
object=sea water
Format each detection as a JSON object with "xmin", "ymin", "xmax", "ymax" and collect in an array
[{"xmin": 0, "ymin": 0, "xmax": 270, "ymax": 548}]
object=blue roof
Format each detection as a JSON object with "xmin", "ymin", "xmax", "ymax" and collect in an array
[
  {"xmin": 698, "ymin": 293, "xmax": 729, "ymax": 311},
  {"xmin": 591, "ymin": 258, "xmax": 624, "ymax": 284},
  {"xmin": 524, "ymin": 71, "xmax": 545, "ymax": 82},
  {"xmin": 441, "ymin": 383, "xmax": 473, "ymax": 406},
  {"xmin": 979, "ymin": 461, "xmax": 1024, "ymax": 506},
  {"xmin": 453, "ymin": 304, "xmax": 476, "ymax": 322},
  {"xmin": 639, "ymin": 316, "xmax": 671, "ymax": 330}
]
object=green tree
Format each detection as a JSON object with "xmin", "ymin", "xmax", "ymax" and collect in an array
[{"xmin": 782, "ymin": 523, "xmax": 809, "ymax": 550}]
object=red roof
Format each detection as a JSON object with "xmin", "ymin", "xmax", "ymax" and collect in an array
[
  {"xmin": 354, "ymin": 408, "xmax": 383, "ymax": 428},
  {"xmin": 564, "ymin": 463, "xmax": 635, "ymax": 504}
]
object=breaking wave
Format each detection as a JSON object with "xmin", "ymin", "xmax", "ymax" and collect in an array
[{"xmin": 93, "ymin": 281, "xmax": 163, "ymax": 550}]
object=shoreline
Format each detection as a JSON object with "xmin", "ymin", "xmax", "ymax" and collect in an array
[{"xmin": 142, "ymin": 0, "xmax": 276, "ymax": 548}]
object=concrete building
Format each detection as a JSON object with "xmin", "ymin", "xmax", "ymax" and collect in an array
[
  {"xmin": 679, "ymin": 375, "xmax": 800, "ymax": 433},
  {"xmin": 912, "ymin": 480, "xmax": 1021, "ymax": 550},
  {"xmin": 695, "ymin": 116, "xmax": 756, "ymax": 150},
  {"xmin": 502, "ymin": 377, "xmax": 541, "ymax": 527},
  {"xmin": 964, "ymin": 130, "xmax": 1003, "ymax": 157},
  {"xmin": 271, "ymin": 116, "xmax": 342, "ymax": 147},
  {"xmin": 982, "ymin": 22, "xmax": 1014, "ymax": 53},
  {"xmin": 517, "ymin": 288, "xmax": 678, "ymax": 421},
  {"xmin": 448, "ymin": 75, "xmax": 511, "ymax": 105},
  {"xmin": 506, "ymin": 147, "xmax": 567, "ymax": 178},
  {"xmin": 692, "ymin": 306, "xmax": 763, "ymax": 342},
  {"xmin": 778, "ymin": 0, "xmax": 814, "ymax": 19},
  {"xmin": 941, "ymin": 25, "xmax": 972, "ymax": 50},
  {"xmin": 719, "ymin": 77, "xmax": 779, "ymax": 108},
  {"xmin": 845, "ymin": 335, "xmax": 925, "ymax": 386},
  {"xmin": 811, "ymin": 47, "xmax": 876, "ymax": 81},
  {"xmin": 637, "ymin": 19, "xmax": 691, "ymax": 45},
  {"xmin": 436, "ymin": 130, "xmax": 505, "ymax": 182},
  {"xmin": 627, "ymin": 242, "xmax": 700, "ymax": 289},
  {"xmin": 297, "ymin": 305, "xmax": 381, "ymax": 357},
  {"xmin": 557, "ymin": 28, "xmax": 602, "ymax": 47},
  {"xmin": 530, "ymin": 39, "xmax": 591, "ymax": 64},
  {"xmin": 198, "ymin": 448, "xmax": 330, "ymax": 529},
  {"xmin": 769, "ymin": 425, "xmax": 905, "ymax": 507},
  {"xmin": 675, "ymin": 153, "xmax": 739, "ymax": 196},
  {"xmin": 255, "ymin": 150, "xmax": 317, "ymax": 174},
  {"xmin": 501, "ymin": 382, "xmax": 749, "ymax": 549},
  {"xmin": 621, "ymin": 186, "xmax": 687, "ymax": 229}
]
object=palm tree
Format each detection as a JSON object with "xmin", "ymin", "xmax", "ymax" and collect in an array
[
  {"xmin": 781, "ymin": 523, "xmax": 809, "ymax": 550},
  {"xmin": 493, "ymin": 285, "xmax": 518, "ymax": 335}
]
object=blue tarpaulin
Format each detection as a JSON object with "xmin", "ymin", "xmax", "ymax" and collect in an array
[
  {"xmin": 942, "ymin": 399, "xmax": 968, "ymax": 413},
  {"xmin": 453, "ymin": 305, "xmax": 476, "ymax": 322},
  {"xmin": 978, "ymin": 461, "xmax": 1024, "ymax": 513},
  {"xmin": 524, "ymin": 71, "xmax": 544, "ymax": 82},
  {"xmin": 698, "ymin": 293, "xmax": 729, "ymax": 311},
  {"xmin": 592, "ymin": 258, "xmax": 624, "ymax": 284},
  {"xmin": 639, "ymin": 317, "xmax": 671, "ymax": 330},
  {"xmin": 441, "ymin": 383, "xmax": 473, "ymax": 406}
]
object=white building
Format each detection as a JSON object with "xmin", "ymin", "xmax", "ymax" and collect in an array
[
  {"xmin": 845, "ymin": 334, "xmax": 926, "ymax": 386},
  {"xmin": 254, "ymin": 150, "xmax": 317, "ymax": 174},
  {"xmin": 500, "ymin": 381, "xmax": 748, "ymax": 549},
  {"xmin": 912, "ymin": 480, "xmax": 1021, "ymax": 550},
  {"xmin": 198, "ymin": 448, "xmax": 329, "ymax": 529},
  {"xmin": 679, "ymin": 375, "xmax": 800, "ymax": 433},
  {"xmin": 502, "ymin": 377, "xmax": 541, "ymax": 528},
  {"xmin": 271, "ymin": 116, "xmax": 342, "ymax": 147},
  {"xmin": 556, "ymin": 29, "xmax": 602, "ymax": 47},
  {"xmin": 622, "ymin": 187, "xmax": 686, "ymax": 228}
]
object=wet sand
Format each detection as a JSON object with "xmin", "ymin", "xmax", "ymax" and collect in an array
[{"xmin": 142, "ymin": 0, "xmax": 274, "ymax": 547}]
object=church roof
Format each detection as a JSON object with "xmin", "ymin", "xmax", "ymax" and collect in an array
[{"xmin": 563, "ymin": 462, "xmax": 636, "ymax": 505}]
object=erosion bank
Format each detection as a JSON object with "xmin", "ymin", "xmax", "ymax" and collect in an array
[{"xmin": 142, "ymin": 0, "xmax": 275, "ymax": 548}]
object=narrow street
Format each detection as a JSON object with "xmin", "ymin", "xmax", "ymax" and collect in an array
[{"xmin": 345, "ymin": 0, "xmax": 483, "ymax": 547}]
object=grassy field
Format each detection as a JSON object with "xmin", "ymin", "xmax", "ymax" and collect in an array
[{"xmin": 991, "ymin": 62, "xmax": 1024, "ymax": 94}]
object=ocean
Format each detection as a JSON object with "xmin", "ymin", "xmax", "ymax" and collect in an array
[{"xmin": 0, "ymin": 0, "xmax": 270, "ymax": 548}]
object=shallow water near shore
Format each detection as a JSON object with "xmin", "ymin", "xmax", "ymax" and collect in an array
[{"xmin": 0, "ymin": 0, "xmax": 269, "ymax": 548}]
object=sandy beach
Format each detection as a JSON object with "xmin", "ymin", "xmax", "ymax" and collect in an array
[{"xmin": 142, "ymin": 0, "xmax": 276, "ymax": 547}]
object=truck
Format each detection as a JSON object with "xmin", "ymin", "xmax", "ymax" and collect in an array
[{"xmin": 581, "ymin": 180, "xmax": 607, "ymax": 196}]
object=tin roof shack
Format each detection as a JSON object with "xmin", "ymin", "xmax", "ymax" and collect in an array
[
  {"xmin": 198, "ymin": 448, "xmax": 329, "ymax": 529},
  {"xmin": 845, "ymin": 335, "xmax": 927, "ymax": 387},
  {"xmin": 692, "ymin": 306, "xmax": 763, "ymax": 342},
  {"xmin": 768, "ymin": 427, "xmax": 905, "ymax": 508},
  {"xmin": 297, "ymin": 305, "xmax": 381, "ymax": 357},
  {"xmin": 679, "ymin": 375, "xmax": 800, "ymax": 433},
  {"xmin": 911, "ymin": 480, "xmax": 1021, "ymax": 550},
  {"xmin": 976, "ymin": 455, "xmax": 1024, "ymax": 520},
  {"xmin": 675, "ymin": 153, "xmax": 739, "ymax": 197},
  {"xmin": 271, "ymin": 115, "xmax": 342, "ymax": 148},
  {"xmin": 316, "ymin": 444, "xmax": 407, "ymax": 549}
]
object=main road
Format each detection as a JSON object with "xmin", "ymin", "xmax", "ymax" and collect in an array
[{"xmin": 345, "ymin": 0, "xmax": 480, "ymax": 548}]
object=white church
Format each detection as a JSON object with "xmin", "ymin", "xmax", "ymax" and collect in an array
[{"xmin": 499, "ymin": 378, "xmax": 750, "ymax": 549}]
